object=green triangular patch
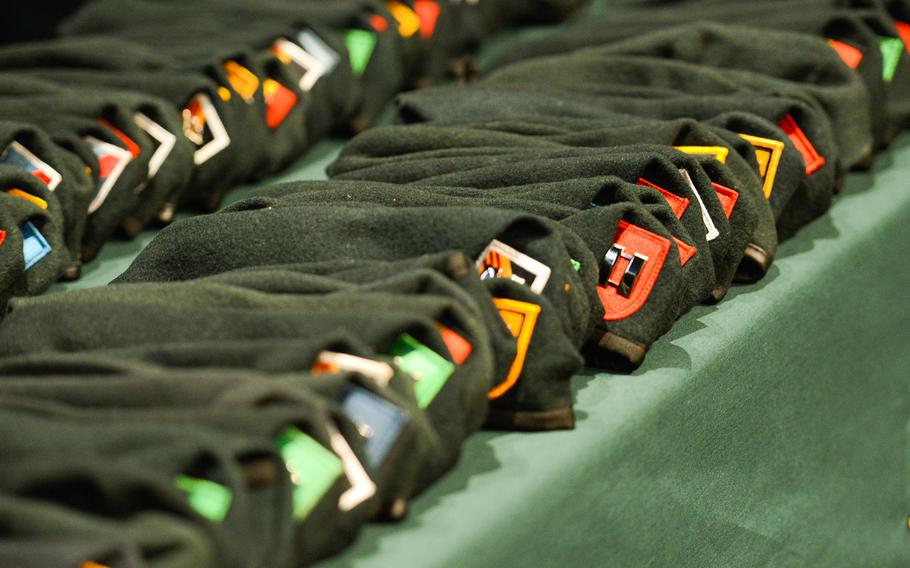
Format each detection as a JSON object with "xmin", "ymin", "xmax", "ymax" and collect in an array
[{"xmin": 344, "ymin": 29, "xmax": 377, "ymax": 76}]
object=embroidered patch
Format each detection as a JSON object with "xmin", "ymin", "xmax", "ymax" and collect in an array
[
  {"xmin": 81, "ymin": 563, "xmax": 111, "ymax": 568},
  {"xmin": 476, "ymin": 239, "xmax": 551, "ymax": 294},
  {"xmin": 390, "ymin": 333, "xmax": 454, "ymax": 409},
  {"xmin": 84, "ymin": 136, "xmax": 132, "ymax": 214},
  {"xmin": 678, "ymin": 168, "xmax": 720, "ymax": 242},
  {"xmin": 174, "ymin": 475, "xmax": 233, "ymax": 522},
  {"xmin": 488, "ymin": 297, "xmax": 541, "ymax": 400},
  {"xmin": 271, "ymin": 37, "xmax": 327, "ymax": 92},
  {"xmin": 597, "ymin": 221, "xmax": 671, "ymax": 321},
  {"xmin": 414, "ymin": 0, "xmax": 441, "ymax": 39},
  {"xmin": 263, "ymin": 78, "xmax": 298, "ymax": 128},
  {"xmin": 387, "ymin": 1, "xmax": 421, "ymax": 38},
  {"xmin": 223, "ymin": 60, "xmax": 260, "ymax": 102},
  {"xmin": 369, "ymin": 14, "xmax": 389, "ymax": 33},
  {"xmin": 827, "ymin": 38, "xmax": 863, "ymax": 69},
  {"xmin": 673, "ymin": 237, "xmax": 696, "ymax": 267},
  {"xmin": 297, "ymin": 29, "xmax": 340, "ymax": 76},
  {"xmin": 778, "ymin": 114, "xmax": 825, "ymax": 175},
  {"xmin": 0, "ymin": 141, "xmax": 61, "ymax": 191},
  {"xmin": 636, "ymin": 178, "xmax": 690, "ymax": 218},
  {"xmin": 895, "ymin": 21, "xmax": 910, "ymax": 54},
  {"xmin": 133, "ymin": 112, "xmax": 176, "ymax": 179},
  {"xmin": 338, "ymin": 385, "xmax": 408, "ymax": 468},
  {"xmin": 182, "ymin": 93, "xmax": 230, "ymax": 166},
  {"xmin": 344, "ymin": 29, "xmax": 377, "ymax": 76},
  {"xmin": 436, "ymin": 323, "xmax": 473, "ymax": 364},
  {"xmin": 21, "ymin": 221, "xmax": 51, "ymax": 270},
  {"xmin": 6, "ymin": 189, "xmax": 47, "ymax": 209},
  {"xmin": 0, "ymin": 229, "xmax": 6, "ymax": 247},
  {"xmin": 711, "ymin": 182, "xmax": 739, "ymax": 219},
  {"xmin": 312, "ymin": 351, "xmax": 394, "ymax": 387},
  {"xmin": 738, "ymin": 133, "xmax": 784, "ymax": 199},
  {"xmin": 673, "ymin": 145, "xmax": 728, "ymax": 163},
  {"xmin": 880, "ymin": 36, "xmax": 903, "ymax": 83},
  {"xmin": 570, "ymin": 258, "xmax": 582, "ymax": 272},
  {"xmin": 326, "ymin": 423, "xmax": 376, "ymax": 512},
  {"xmin": 98, "ymin": 119, "xmax": 140, "ymax": 158},
  {"xmin": 276, "ymin": 427, "xmax": 343, "ymax": 521}
]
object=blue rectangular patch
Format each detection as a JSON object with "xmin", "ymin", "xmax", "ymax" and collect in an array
[
  {"xmin": 339, "ymin": 385, "xmax": 408, "ymax": 469},
  {"xmin": 21, "ymin": 220, "xmax": 51, "ymax": 270}
]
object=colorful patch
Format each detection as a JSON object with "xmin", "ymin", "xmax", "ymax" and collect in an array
[
  {"xmin": 326, "ymin": 423, "xmax": 376, "ymax": 512},
  {"xmin": 414, "ymin": 0, "xmax": 442, "ymax": 39},
  {"xmin": 297, "ymin": 29, "xmax": 340, "ymax": 76},
  {"xmin": 895, "ymin": 21, "xmax": 910, "ymax": 54},
  {"xmin": 133, "ymin": 112, "xmax": 176, "ymax": 179},
  {"xmin": 174, "ymin": 475, "xmax": 233, "ymax": 522},
  {"xmin": 827, "ymin": 39, "xmax": 863, "ymax": 69},
  {"xmin": 390, "ymin": 333, "xmax": 454, "ymax": 409},
  {"xmin": 488, "ymin": 298, "xmax": 541, "ymax": 400},
  {"xmin": 84, "ymin": 136, "xmax": 132, "ymax": 214},
  {"xmin": 778, "ymin": 114, "xmax": 825, "ymax": 175},
  {"xmin": 673, "ymin": 237, "xmax": 696, "ymax": 267},
  {"xmin": 880, "ymin": 36, "xmax": 903, "ymax": 83},
  {"xmin": 673, "ymin": 145, "xmax": 728, "ymax": 163},
  {"xmin": 263, "ymin": 78, "xmax": 298, "ymax": 128},
  {"xmin": 737, "ymin": 133, "xmax": 784, "ymax": 199},
  {"xmin": 476, "ymin": 239, "xmax": 551, "ymax": 294},
  {"xmin": 21, "ymin": 221, "xmax": 51, "ymax": 270},
  {"xmin": 223, "ymin": 60, "xmax": 260, "ymax": 102},
  {"xmin": 0, "ymin": 141, "xmax": 61, "ymax": 191},
  {"xmin": 344, "ymin": 29, "xmax": 377, "ymax": 76},
  {"xmin": 81, "ymin": 563, "xmax": 111, "ymax": 568},
  {"xmin": 369, "ymin": 14, "xmax": 389, "ymax": 33},
  {"xmin": 182, "ymin": 93, "xmax": 230, "ymax": 166},
  {"xmin": 313, "ymin": 351, "xmax": 394, "ymax": 387},
  {"xmin": 636, "ymin": 177, "xmax": 690, "ymax": 218},
  {"xmin": 339, "ymin": 385, "xmax": 408, "ymax": 468},
  {"xmin": 570, "ymin": 258, "xmax": 582, "ymax": 272},
  {"xmin": 271, "ymin": 37, "xmax": 327, "ymax": 92},
  {"xmin": 276, "ymin": 427, "xmax": 343, "ymax": 521},
  {"xmin": 6, "ymin": 189, "xmax": 47, "ymax": 209},
  {"xmin": 386, "ymin": 1, "xmax": 421, "ymax": 38},
  {"xmin": 0, "ymin": 229, "xmax": 6, "ymax": 247},
  {"xmin": 678, "ymin": 169, "xmax": 720, "ymax": 242},
  {"xmin": 98, "ymin": 119, "xmax": 140, "ymax": 158},
  {"xmin": 436, "ymin": 323, "xmax": 473, "ymax": 364},
  {"xmin": 597, "ymin": 221, "xmax": 671, "ymax": 321},
  {"xmin": 711, "ymin": 182, "xmax": 739, "ymax": 219}
]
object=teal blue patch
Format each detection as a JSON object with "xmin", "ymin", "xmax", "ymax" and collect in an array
[{"xmin": 21, "ymin": 221, "xmax": 50, "ymax": 270}]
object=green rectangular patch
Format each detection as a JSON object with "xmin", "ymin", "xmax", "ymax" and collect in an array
[
  {"xmin": 344, "ymin": 29, "xmax": 377, "ymax": 76},
  {"xmin": 880, "ymin": 37, "xmax": 903, "ymax": 83},
  {"xmin": 276, "ymin": 427, "xmax": 343, "ymax": 521},
  {"xmin": 174, "ymin": 475, "xmax": 233, "ymax": 523},
  {"xmin": 390, "ymin": 333, "xmax": 455, "ymax": 409}
]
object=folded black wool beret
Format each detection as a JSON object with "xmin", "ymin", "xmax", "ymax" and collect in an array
[{"xmin": 486, "ymin": 1, "xmax": 910, "ymax": 136}]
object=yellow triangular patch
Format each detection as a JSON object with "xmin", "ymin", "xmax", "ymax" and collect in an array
[
  {"xmin": 738, "ymin": 133, "xmax": 784, "ymax": 199},
  {"xmin": 673, "ymin": 146, "xmax": 729, "ymax": 163}
]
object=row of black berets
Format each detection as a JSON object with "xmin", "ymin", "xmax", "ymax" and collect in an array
[
  {"xmin": 313, "ymin": 21, "xmax": 900, "ymax": 371},
  {"xmin": 0, "ymin": 254, "xmax": 499, "ymax": 567},
  {"xmin": 4, "ymin": 2, "xmax": 904, "ymax": 567},
  {"xmin": 0, "ymin": 0, "xmax": 588, "ymax": 316}
]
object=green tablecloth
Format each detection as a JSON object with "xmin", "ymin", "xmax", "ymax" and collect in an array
[{"xmin": 53, "ymin": 134, "xmax": 910, "ymax": 567}]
